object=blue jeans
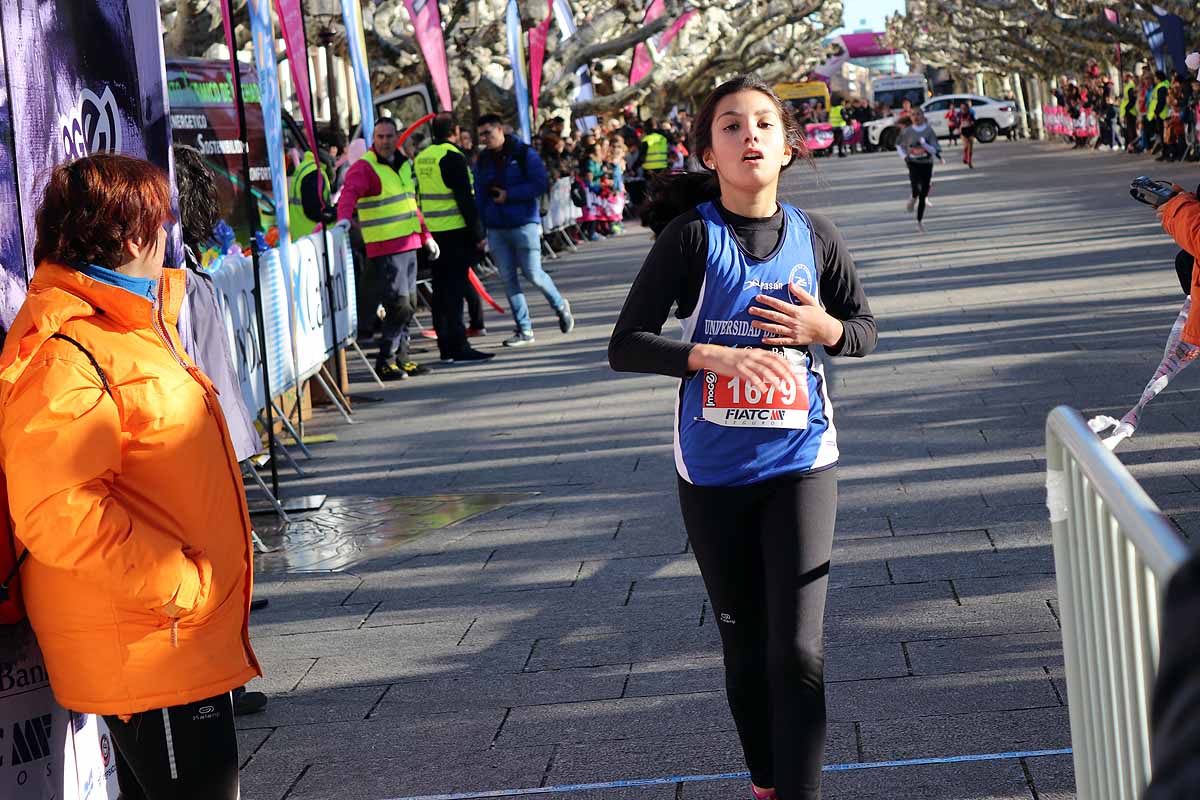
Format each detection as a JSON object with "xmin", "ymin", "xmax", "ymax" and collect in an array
[{"xmin": 487, "ymin": 223, "xmax": 564, "ymax": 333}]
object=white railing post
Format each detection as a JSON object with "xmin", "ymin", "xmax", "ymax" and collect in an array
[{"xmin": 1046, "ymin": 405, "xmax": 1188, "ymax": 800}]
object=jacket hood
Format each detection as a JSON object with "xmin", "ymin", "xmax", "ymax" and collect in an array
[{"xmin": 0, "ymin": 262, "xmax": 186, "ymax": 392}]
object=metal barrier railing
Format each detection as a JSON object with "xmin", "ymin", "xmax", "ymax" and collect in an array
[{"xmin": 1046, "ymin": 406, "xmax": 1189, "ymax": 800}]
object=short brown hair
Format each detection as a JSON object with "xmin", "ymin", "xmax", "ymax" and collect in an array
[{"xmin": 34, "ymin": 154, "xmax": 172, "ymax": 269}]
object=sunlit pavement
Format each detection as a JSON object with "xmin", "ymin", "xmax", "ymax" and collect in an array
[{"xmin": 236, "ymin": 140, "xmax": 1200, "ymax": 800}]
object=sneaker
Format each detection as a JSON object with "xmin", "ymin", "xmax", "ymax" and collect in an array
[
  {"xmin": 419, "ymin": 329, "xmax": 438, "ymax": 340},
  {"xmin": 503, "ymin": 330, "xmax": 535, "ymax": 347},
  {"xmin": 233, "ymin": 686, "xmax": 268, "ymax": 716},
  {"xmin": 905, "ymin": 197, "xmax": 915, "ymax": 213},
  {"xmin": 556, "ymin": 299, "xmax": 575, "ymax": 334},
  {"xmin": 587, "ymin": 231, "xmax": 603, "ymax": 242},
  {"xmin": 439, "ymin": 355, "xmax": 455, "ymax": 363},
  {"xmin": 401, "ymin": 361, "xmax": 430, "ymax": 376},
  {"xmin": 466, "ymin": 327, "xmax": 488, "ymax": 337},
  {"xmin": 452, "ymin": 348, "xmax": 495, "ymax": 363},
  {"xmin": 377, "ymin": 362, "xmax": 408, "ymax": 380},
  {"xmin": 917, "ymin": 221, "xmax": 926, "ymax": 233}
]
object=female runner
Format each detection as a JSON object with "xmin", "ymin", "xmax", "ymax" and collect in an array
[{"xmin": 609, "ymin": 76, "xmax": 877, "ymax": 800}]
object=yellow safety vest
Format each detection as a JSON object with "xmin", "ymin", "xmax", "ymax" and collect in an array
[
  {"xmin": 642, "ymin": 132, "xmax": 668, "ymax": 171},
  {"xmin": 829, "ymin": 104, "xmax": 845, "ymax": 127},
  {"xmin": 414, "ymin": 142, "xmax": 473, "ymax": 232},
  {"xmin": 288, "ymin": 152, "xmax": 331, "ymax": 240},
  {"xmin": 357, "ymin": 150, "xmax": 421, "ymax": 244},
  {"xmin": 1119, "ymin": 82, "xmax": 1136, "ymax": 118},
  {"xmin": 1148, "ymin": 80, "xmax": 1170, "ymax": 121}
]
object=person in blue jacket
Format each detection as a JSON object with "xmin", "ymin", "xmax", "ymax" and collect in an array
[{"xmin": 473, "ymin": 114, "xmax": 574, "ymax": 347}]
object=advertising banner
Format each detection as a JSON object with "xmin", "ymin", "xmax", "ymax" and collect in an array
[
  {"xmin": 528, "ymin": 0, "xmax": 554, "ymax": 123},
  {"xmin": 275, "ymin": 0, "xmax": 319, "ymax": 154},
  {"xmin": 0, "ymin": 47, "xmax": 22, "ymax": 329},
  {"xmin": 209, "ymin": 248, "xmax": 298, "ymax": 416},
  {"xmin": 0, "ymin": 0, "xmax": 174, "ymax": 329},
  {"xmin": 550, "ymin": 0, "xmax": 598, "ymax": 132},
  {"xmin": 0, "ymin": 623, "xmax": 118, "ymax": 800},
  {"xmin": 403, "ymin": 0, "xmax": 453, "ymax": 112},
  {"xmin": 341, "ymin": 0, "xmax": 376, "ymax": 136},
  {"xmin": 629, "ymin": 0, "xmax": 665, "ymax": 86},
  {"xmin": 506, "ymin": 0, "xmax": 532, "ymax": 142},
  {"xmin": 285, "ymin": 228, "xmax": 359, "ymax": 380},
  {"xmin": 166, "ymin": 59, "xmax": 272, "ymax": 238}
]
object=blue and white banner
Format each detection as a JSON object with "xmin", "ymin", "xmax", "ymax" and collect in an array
[
  {"xmin": 506, "ymin": 0, "xmax": 532, "ymax": 143},
  {"xmin": 341, "ymin": 0, "xmax": 375, "ymax": 136},
  {"xmin": 550, "ymin": 0, "xmax": 599, "ymax": 132},
  {"xmin": 209, "ymin": 228, "xmax": 357, "ymax": 410}
]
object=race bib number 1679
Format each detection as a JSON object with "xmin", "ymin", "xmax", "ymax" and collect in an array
[{"xmin": 701, "ymin": 368, "xmax": 809, "ymax": 429}]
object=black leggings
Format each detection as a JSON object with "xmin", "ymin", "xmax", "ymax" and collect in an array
[
  {"xmin": 678, "ymin": 468, "xmax": 837, "ymax": 800},
  {"xmin": 103, "ymin": 692, "xmax": 239, "ymax": 800},
  {"xmin": 906, "ymin": 161, "xmax": 934, "ymax": 222}
]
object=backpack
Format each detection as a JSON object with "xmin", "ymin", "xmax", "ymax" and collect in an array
[
  {"xmin": 508, "ymin": 141, "xmax": 550, "ymax": 215},
  {"xmin": 0, "ymin": 333, "xmax": 111, "ymax": 624}
]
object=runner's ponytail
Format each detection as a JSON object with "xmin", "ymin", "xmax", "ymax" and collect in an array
[{"xmin": 639, "ymin": 172, "xmax": 721, "ymax": 235}]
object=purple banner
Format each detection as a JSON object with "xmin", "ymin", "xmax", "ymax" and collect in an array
[
  {"xmin": 0, "ymin": 44, "xmax": 22, "ymax": 330},
  {"xmin": 0, "ymin": 0, "xmax": 174, "ymax": 329}
]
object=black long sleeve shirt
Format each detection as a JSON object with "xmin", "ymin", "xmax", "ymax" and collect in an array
[{"xmin": 609, "ymin": 202, "xmax": 876, "ymax": 378}]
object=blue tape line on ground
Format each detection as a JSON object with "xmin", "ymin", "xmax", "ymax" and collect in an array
[{"xmin": 379, "ymin": 747, "xmax": 1073, "ymax": 800}]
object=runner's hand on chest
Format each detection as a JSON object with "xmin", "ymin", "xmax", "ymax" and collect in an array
[{"xmin": 748, "ymin": 284, "xmax": 841, "ymax": 347}]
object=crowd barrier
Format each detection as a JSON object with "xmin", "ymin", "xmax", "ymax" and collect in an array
[
  {"xmin": 1043, "ymin": 105, "xmax": 1100, "ymax": 138},
  {"xmin": 1045, "ymin": 406, "xmax": 1188, "ymax": 800},
  {"xmin": 542, "ymin": 176, "xmax": 583, "ymax": 254},
  {"xmin": 207, "ymin": 228, "xmax": 360, "ymax": 420}
]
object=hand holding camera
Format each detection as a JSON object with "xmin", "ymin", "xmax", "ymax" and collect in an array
[{"xmin": 1130, "ymin": 176, "xmax": 1183, "ymax": 208}]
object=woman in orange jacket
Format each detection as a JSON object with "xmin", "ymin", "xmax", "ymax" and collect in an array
[{"xmin": 0, "ymin": 154, "xmax": 260, "ymax": 800}]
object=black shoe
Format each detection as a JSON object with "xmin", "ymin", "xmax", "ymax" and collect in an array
[
  {"xmin": 232, "ymin": 686, "xmax": 268, "ymax": 716},
  {"xmin": 377, "ymin": 362, "xmax": 408, "ymax": 381},
  {"xmin": 250, "ymin": 598, "xmax": 269, "ymax": 612},
  {"xmin": 401, "ymin": 361, "xmax": 430, "ymax": 376},
  {"xmin": 453, "ymin": 348, "xmax": 495, "ymax": 363},
  {"xmin": 556, "ymin": 299, "xmax": 575, "ymax": 334}
]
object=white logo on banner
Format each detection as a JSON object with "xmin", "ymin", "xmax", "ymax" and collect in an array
[{"xmin": 59, "ymin": 86, "xmax": 123, "ymax": 160}]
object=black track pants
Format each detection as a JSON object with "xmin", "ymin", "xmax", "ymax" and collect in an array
[
  {"xmin": 906, "ymin": 161, "xmax": 934, "ymax": 222},
  {"xmin": 103, "ymin": 692, "xmax": 239, "ymax": 800},
  {"xmin": 678, "ymin": 468, "xmax": 837, "ymax": 800},
  {"xmin": 431, "ymin": 228, "xmax": 476, "ymax": 359}
]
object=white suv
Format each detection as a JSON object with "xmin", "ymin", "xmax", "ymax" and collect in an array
[{"xmin": 865, "ymin": 94, "xmax": 1019, "ymax": 150}]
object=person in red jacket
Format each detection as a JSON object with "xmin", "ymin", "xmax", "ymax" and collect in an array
[{"xmin": 336, "ymin": 117, "xmax": 439, "ymax": 379}]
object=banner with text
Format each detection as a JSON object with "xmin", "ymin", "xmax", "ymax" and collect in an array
[{"xmin": 0, "ymin": 0, "xmax": 174, "ymax": 329}]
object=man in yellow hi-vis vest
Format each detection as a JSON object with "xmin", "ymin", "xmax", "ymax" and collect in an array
[
  {"xmin": 414, "ymin": 113, "xmax": 493, "ymax": 364},
  {"xmin": 828, "ymin": 96, "xmax": 847, "ymax": 158},
  {"xmin": 336, "ymin": 117, "xmax": 440, "ymax": 379},
  {"xmin": 1147, "ymin": 69, "xmax": 1171, "ymax": 155},
  {"xmin": 637, "ymin": 124, "xmax": 670, "ymax": 175},
  {"xmin": 1119, "ymin": 73, "xmax": 1138, "ymax": 153},
  {"xmin": 288, "ymin": 150, "xmax": 332, "ymax": 240}
]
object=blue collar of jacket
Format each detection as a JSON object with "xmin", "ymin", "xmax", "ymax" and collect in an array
[{"xmin": 76, "ymin": 263, "xmax": 158, "ymax": 303}]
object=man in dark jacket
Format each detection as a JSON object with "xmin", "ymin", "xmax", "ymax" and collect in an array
[
  {"xmin": 474, "ymin": 114, "xmax": 573, "ymax": 347},
  {"xmin": 414, "ymin": 113, "xmax": 493, "ymax": 363}
]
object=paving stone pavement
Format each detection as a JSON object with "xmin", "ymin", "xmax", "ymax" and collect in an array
[{"xmin": 236, "ymin": 141, "xmax": 1200, "ymax": 800}]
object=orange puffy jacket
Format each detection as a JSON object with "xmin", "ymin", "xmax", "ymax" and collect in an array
[
  {"xmin": 0, "ymin": 263, "xmax": 261, "ymax": 716},
  {"xmin": 1160, "ymin": 192, "xmax": 1200, "ymax": 347}
]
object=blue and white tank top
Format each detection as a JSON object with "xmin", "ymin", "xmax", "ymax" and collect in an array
[{"xmin": 675, "ymin": 201, "xmax": 838, "ymax": 486}]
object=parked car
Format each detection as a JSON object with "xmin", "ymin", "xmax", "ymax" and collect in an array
[{"xmin": 865, "ymin": 94, "xmax": 1018, "ymax": 150}]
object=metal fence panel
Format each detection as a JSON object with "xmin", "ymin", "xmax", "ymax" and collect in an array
[{"xmin": 1045, "ymin": 405, "xmax": 1188, "ymax": 800}]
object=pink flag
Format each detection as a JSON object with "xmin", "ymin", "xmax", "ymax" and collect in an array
[
  {"xmin": 660, "ymin": 9, "xmax": 697, "ymax": 49},
  {"xmin": 629, "ymin": 0, "xmax": 665, "ymax": 85},
  {"xmin": 528, "ymin": 0, "xmax": 554, "ymax": 122},
  {"xmin": 1103, "ymin": 8, "xmax": 1119, "ymax": 24},
  {"xmin": 404, "ymin": 0, "xmax": 452, "ymax": 111},
  {"xmin": 274, "ymin": 0, "xmax": 318, "ymax": 154}
]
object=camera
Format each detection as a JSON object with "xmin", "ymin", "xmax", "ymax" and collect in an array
[{"xmin": 1130, "ymin": 176, "xmax": 1180, "ymax": 208}]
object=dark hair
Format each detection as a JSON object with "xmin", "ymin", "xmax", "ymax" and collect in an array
[
  {"xmin": 639, "ymin": 75, "xmax": 807, "ymax": 234},
  {"xmin": 431, "ymin": 112, "xmax": 456, "ymax": 141},
  {"xmin": 34, "ymin": 154, "xmax": 172, "ymax": 269},
  {"xmin": 172, "ymin": 145, "xmax": 219, "ymax": 249},
  {"xmin": 1156, "ymin": 70, "xmax": 1167, "ymax": 81},
  {"xmin": 477, "ymin": 113, "xmax": 504, "ymax": 129},
  {"xmin": 640, "ymin": 172, "xmax": 721, "ymax": 236},
  {"xmin": 374, "ymin": 117, "xmax": 399, "ymax": 131}
]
